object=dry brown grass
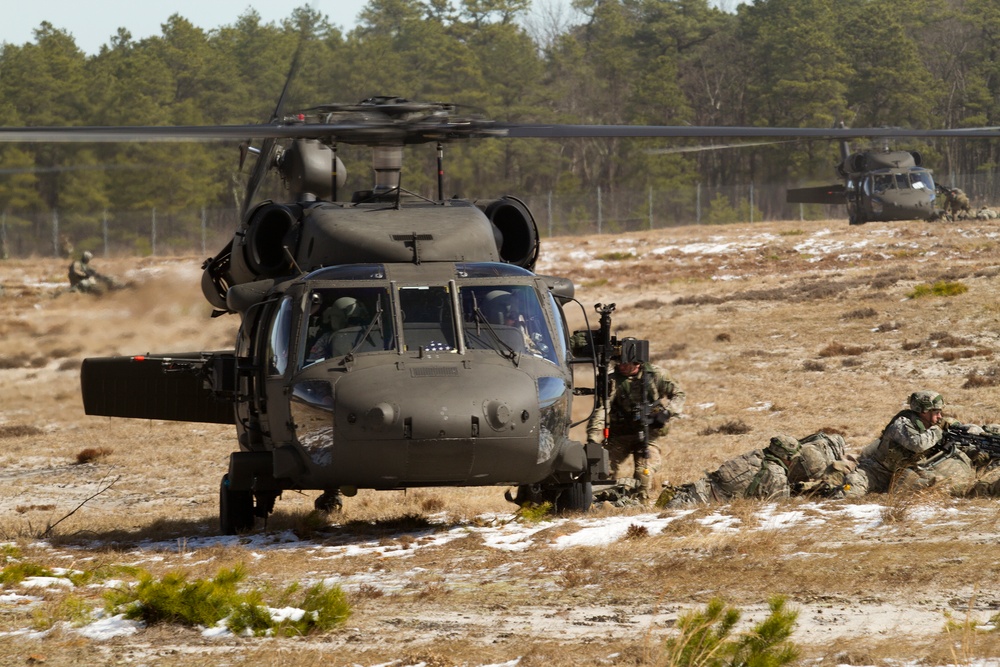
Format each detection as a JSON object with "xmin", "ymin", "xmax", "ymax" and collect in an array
[{"xmin": 5, "ymin": 220, "xmax": 1000, "ymax": 664}]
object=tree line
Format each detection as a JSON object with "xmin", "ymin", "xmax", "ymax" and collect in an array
[{"xmin": 1, "ymin": 0, "xmax": 999, "ymax": 253}]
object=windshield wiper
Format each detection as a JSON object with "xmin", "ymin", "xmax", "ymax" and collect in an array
[
  {"xmin": 345, "ymin": 298, "xmax": 384, "ymax": 360},
  {"xmin": 468, "ymin": 292, "xmax": 518, "ymax": 363}
]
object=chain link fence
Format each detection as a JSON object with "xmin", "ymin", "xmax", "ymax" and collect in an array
[{"xmin": 3, "ymin": 172, "xmax": 998, "ymax": 259}]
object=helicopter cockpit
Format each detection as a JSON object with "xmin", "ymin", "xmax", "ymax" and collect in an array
[
  {"xmin": 284, "ymin": 262, "xmax": 562, "ymax": 370},
  {"xmin": 866, "ymin": 169, "xmax": 935, "ymax": 195}
]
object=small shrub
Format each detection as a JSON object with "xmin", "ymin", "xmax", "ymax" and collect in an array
[
  {"xmin": 715, "ymin": 333, "xmax": 731, "ymax": 343},
  {"xmin": 802, "ymin": 360, "xmax": 825, "ymax": 372},
  {"xmin": 934, "ymin": 349, "xmax": 992, "ymax": 362},
  {"xmin": 901, "ymin": 340, "xmax": 922, "ymax": 351},
  {"xmin": 908, "ymin": 280, "xmax": 968, "ymax": 298},
  {"xmin": 656, "ymin": 596, "xmax": 799, "ymax": 667},
  {"xmin": 875, "ymin": 321, "xmax": 901, "ymax": 332}
]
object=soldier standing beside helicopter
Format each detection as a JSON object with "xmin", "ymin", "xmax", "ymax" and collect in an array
[{"xmin": 586, "ymin": 341, "xmax": 685, "ymax": 503}]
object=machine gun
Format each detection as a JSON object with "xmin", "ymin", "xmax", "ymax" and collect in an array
[
  {"xmin": 942, "ymin": 425, "xmax": 1000, "ymax": 466},
  {"xmin": 571, "ymin": 305, "xmax": 652, "ymax": 456}
]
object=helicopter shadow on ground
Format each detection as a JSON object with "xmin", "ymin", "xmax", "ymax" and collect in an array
[{"xmin": 47, "ymin": 510, "xmax": 473, "ymax": 552}]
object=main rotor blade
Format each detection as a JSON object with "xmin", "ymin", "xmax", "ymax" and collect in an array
[
  {"xmin": 241, "ymin": 38, "xmax": 305, "ymax": 219},
  {"xmin": 645, "ymin": 139, "xmax": 798, "ymax": 154},
  {"xmin": 0, "ymin": 123, "xmax": 998, "ymax": 144}
]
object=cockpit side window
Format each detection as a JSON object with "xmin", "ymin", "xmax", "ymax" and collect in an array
[
  {"xmin": 268, "ymin": 295, "xmax": 294, "ymax": 376},
  {"xmin": 300, "ymin": 287, "xmax": 394, "ymax": 368},
  {"xmin": 894, "ymin": 173, "xmax": 910, "ymax": 190},
  {"xmin": 460, "ymin": 284, "xmax": 558, "ymax": 364}
]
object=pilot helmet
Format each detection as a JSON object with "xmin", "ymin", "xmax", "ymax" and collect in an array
[
  {"xmin": 333, "ymin": 296, "xmax": 368, "ymax": 323},
  {"xmin": 908, "ymin": 390, "xmax": 944, "ymax": 413},
  {"xmin": 484, "ymin": 290, "xmax": 512, "ymax": 323}
]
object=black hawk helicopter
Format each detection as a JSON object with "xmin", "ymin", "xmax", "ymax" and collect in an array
[
  {"xmin": 786, "ymin": 129, "xmax": 938, "ymax": 225},
  {"xmin": 1, "ymin": 84, "xmax": 995, "ymax": 533}
]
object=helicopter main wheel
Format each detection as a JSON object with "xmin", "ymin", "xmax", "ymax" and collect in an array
[
  {"xmin": 849, "ymin": 211, "xmax": 866, "ymax": 225},
  {"xmin": 558, "ymin": 481, "xmax": 593, "ymax": 513},
  {"xmin": 219, "ymin": 474, "xmax": 255, "ymax": 535}
]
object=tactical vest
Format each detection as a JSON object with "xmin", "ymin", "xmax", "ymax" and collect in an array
[{"xmin": 873, "ymin": 410, "xmax": 931, "ymax": 471}]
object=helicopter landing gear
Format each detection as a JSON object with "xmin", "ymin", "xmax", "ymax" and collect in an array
[
  {"xmin": 505, "ymin": 480, "xmax": 593, "ymax": 513},
  {"xmin": 314, "ymin": 489, "xmax": 343, "ymax": 513},
  {"xmin": 849, "ymin": 211, "xmax": 866, "ymax": 225},
  {"xmin": 219, "ymin": 473, "xmax": 254, "ymax": 535}
]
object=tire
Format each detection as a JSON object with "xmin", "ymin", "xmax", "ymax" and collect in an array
[
  {"xmin": 557, "ymin": 481, "xmax": 593, "ymax": 513},
  {"xmin": 220, "ymin": 474, "xmax": 255, "ymax": 535}
]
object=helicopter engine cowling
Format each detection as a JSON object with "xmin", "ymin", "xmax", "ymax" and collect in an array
[
  {"xmin": 476, "ymin": 196, "xmax": 539, "ymax": 272},
  {"xmin": 232, "ymin": 203, "xmax": 301, "ymax": 283},
  {"xmin": 847, "ymin": 153, "xmax": 869, "ymax": 173},
  {"xmin": 909, "ymin": 151, "xmax": 923, "ymax": 167}
]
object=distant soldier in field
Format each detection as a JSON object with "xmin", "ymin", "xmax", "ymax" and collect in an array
[
  {"xmin": 845, "ymin": 390, "xmax": 974, "ymax": 497},
  {"xmin": 937, "ymin": 184, "xmax": 971, "ymax": 219},
  {"xmin": 587, "ymin": 349, "xmax": 685, "ymax": 503},
  {"xmin": 68, "ymin": 251, "xmax": 118, "ymax": 294}
]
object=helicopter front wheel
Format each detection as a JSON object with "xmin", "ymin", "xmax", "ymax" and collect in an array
[{"xmin": 219, "ymin": 473, "xmax": 255, "ymax": 535}]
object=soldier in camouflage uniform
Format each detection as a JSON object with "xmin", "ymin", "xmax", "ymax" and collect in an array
[
  {"xmin": 845, "ymin": 390, "xmax": 973, "ymax": 496},
  {"xmin": 659, "ymin": 432, "xmax": 854, "ymax": 507},
  {"xmin": 587, "ymin": 355, "xmax": 684, "ymax": 502},
  {"xmin": 937, "ymin": 185, "xmax": 971, "ymax": 219}
]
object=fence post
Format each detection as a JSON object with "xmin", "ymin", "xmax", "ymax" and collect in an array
[
  {"xmin": 648, "ymin": 187, "xmax": 653, "ymax": 230},
  {"xmin": 151, "ymin": 207, "xmax": 157, "ymax": 256},
  {"xmin": 103, "ymin": 210, "xmax": 109, "ymax": 257},
  {"xmin": 749, "ymin": 182, "xmax": 755, "ymax": 224},
  {"xmin": 547, "ymin": 191, "xmax": 552, "ymax": 238},
  {"xmin": 201, "ymin": 207, "xmax": 207, "ymax": 255},
  {"xmin": 52, "ymin": 209, "xmax": 59, "ymax": 257},
  {"xmin": 1, "ymin": 211, "xmax": 7, "ymax": 260},
  {"xmin": 597, "ymin": 186, "xmax": 602, "ymax": 235},
  {"xmin": 696, "ymin": 182, "xmax": 702, "ymax": 224}
]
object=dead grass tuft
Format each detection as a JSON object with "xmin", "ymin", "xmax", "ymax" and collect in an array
[
  {"xmin": 699, "ymin": 419, "xmax": 752, "ymax": 436},
  {"xmin": 75, "ymin": 447, "xmax": 113, "ymax": 464},
  {"xmin": 673, "ymin": 294, "xmax": 726, "ymax": 306},
  {"xmin": 623, "ymin": 524, "xmax": 649, "ymax": 540},
  {"xmin": 934, "ymin": 348, "xmax": 993, "ymax": 362},
  {"xmin": 841, "ymin": 307, "xmax": 878, "ymax": 320},
  {"xmin": 818, "ymin": 342, "xmax": 869, "ymax": 357},
  {"xmin": 0, "ymin": 424, "xmax": 44, "ymax": 439},
  {"xmin": 633, "ymin": 298, "xmax": 665, "ymax": 310},
  {"xmin": 802, "ymin": 360, "xmax": 825, "ymax": 372},
  {"xmin": 901, "ymin": 340, "xmax": 922, "ymax": 351},
  {"xmin": 963, "ymin": 368, "xmax": 1000, "ymax": 388},
  {"xmin": 715, "ymin": 332, "xmax": 731, "ymax": 342}
]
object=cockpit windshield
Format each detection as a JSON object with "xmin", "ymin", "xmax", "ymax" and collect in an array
[
  {"xmin": 300, "ymin": 287, "xmax": 394, "ymax": 368},
  {"xmin": 870, "ymin": 170, "xmax": 934, "ymax": 193},
  {"xmin": 910, "ymin": 170, "xmax": 934, "ymax": 191},
  {"xmin": 459, "ymin": 284, "xmax": 558, "ymax": 364}
]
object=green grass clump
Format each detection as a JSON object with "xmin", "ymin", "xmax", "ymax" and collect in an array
[
  {"xmin": 908, "ymin": 280, "xmax": 969, "ymax": 298},
  {"xmin": 597, "ymin": 251, "xmax": 636, "ymax": 261},
  {"xmin": 0, "ymin": 561, "xmax": 54, "ymax": 585},
  {"xmin": 658, "ymin": 596, "xmax": 799, "ymax": 667},
  {"xmin": 105, "ymin": 564, "xmax": 350, "ymax": 636},
  {"xmin": 515, "ymin": 501, "xmax": 554, "ymax": 522}
]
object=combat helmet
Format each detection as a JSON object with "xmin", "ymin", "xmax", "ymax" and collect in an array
[
  {"xmin": 908, "ymin": 390, "xmax": 944, "ymax": 413},
  {"xmin": 766, "ymin": 434, "xmax": 800, "ymax": 460},
  {"xmin": 82, "ymin": 250, "xmax": 93, "ymax": 263}
]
